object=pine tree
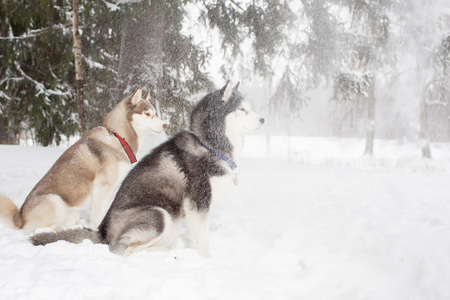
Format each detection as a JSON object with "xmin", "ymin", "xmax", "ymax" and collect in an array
[
  {"xmin": 0, "ymin": 0, "xmax": 77, "ymax": 145},
  {"xmin": 114, "ymin": 0, "xmax": 214, "ymax": 135},
  {"xmin": 78, "ymin": 0, "xmax": 122, "ymax": 129},
  {"xmin": 307, "ymin": 0, "xmax": 396, "ymax": 155},
  {"xmin": 400, "ymin": 0, "xmax": 450, "ymax": 157},
  {"xmin": 0, "ymin": 0, "xmax": 307, "ymax": 143},
  {"xmin": 426, "ymin": 25, "xmax": 450, "ymax": 143}
]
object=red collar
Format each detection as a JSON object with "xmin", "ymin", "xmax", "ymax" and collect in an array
[{"xmin": 113, "ymin": 132, "xmax": 137, "ymax": 164}]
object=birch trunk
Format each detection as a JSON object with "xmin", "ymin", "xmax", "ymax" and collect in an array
[{"xmin": 72, "ymin": 0, "xmax": 86, "ymax": 134}]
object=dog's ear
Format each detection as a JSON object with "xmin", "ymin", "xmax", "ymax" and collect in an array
[
  {"xmin": 233, "ymin": 81, "xmax": 240, "ymax": 91},
  {"xmin": 144, "ymin": 90, "xmax": 151, "ymax": 102},
  {"xmin": 130, "ymin": 87, "xmax": 142, "ymax": 105},
  {"xmin": 221, "ymin": 81, "xmax": 233, "ymax": 102},
  {"xmin": 144, "ymin": 89, "xmax": 158, "ymax": 108}
]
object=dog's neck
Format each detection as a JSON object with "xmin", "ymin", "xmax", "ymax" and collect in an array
[
  {"xmin": 193, "ymin": 131, "xmax": 239, "ymax": 161},
  {"xmin": 107, "ymin": 124, "xmax": 139, "ymax": 156},
  {"xmin": 225, "ymin": 129, "xmax": 243, "ymax": 161},
  {"xmin": 191, "ymin": 133, "xmax": 239, "ymax": 173},
  {"xmin": 112, "ymin": 132, "xmax": 137, "ymax": 164},
  {"xmin": 103, "ymin": 102, "xmax": 140, "ymax": 154}
]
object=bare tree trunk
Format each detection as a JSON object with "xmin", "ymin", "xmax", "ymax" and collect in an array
[
  {"xmin": 444, "ymin": 62, "xmax": 450, "ymax": 141},
  {"xmin": 364, "ymin": 75, "xmax": 375, "ymax": 156},
  {"xmin": 420, "ymin": 91, "xmax": 431, "ymax": 158},
  {"xmin": 265, "ymin": 77, "xmax": 272, "ymax": 158},
  {"xmin": 72, "ymin": 0, "xmax": 86, "ymax": 134},
  {"xmin": 0, "ymin": 117, "xmax": 9, "ymax": 144}
]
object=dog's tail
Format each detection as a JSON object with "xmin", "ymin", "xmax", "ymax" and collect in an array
[
  {"xmin": 30, "ymin": 228, "xmax": 106, "ymax": 246},
  {"xmin": 0, "ymin": 194, "xmax": 21, "ymax": 229}
]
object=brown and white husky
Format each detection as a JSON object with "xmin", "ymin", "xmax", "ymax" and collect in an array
[{"xmin": 0, "ymin": 87, "xmax": 167, "ymax": 233}]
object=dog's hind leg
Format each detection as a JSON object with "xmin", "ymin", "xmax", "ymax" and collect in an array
[
  {"xmin": 184, "ymin": 200, "xmax": 211, "ymax": 258},
  {"xmin": 21, "ymin": 194, "xmax": 70, "ymax": 233},
  {"xmin": 123, "ymin": 243, "xmax": 170, "ymax": 257},
  {"xmin": 108, "ymin": 207, "xmax": 176, "ymax": 256}
]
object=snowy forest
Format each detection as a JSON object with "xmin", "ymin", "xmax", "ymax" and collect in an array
[
  {"xmin": 2, "ymin": 1, "xmax": 450, "ymax": 299},
  {"xmin": 1, "ymin": 0, "xmax": 450, "ymax": 157}
]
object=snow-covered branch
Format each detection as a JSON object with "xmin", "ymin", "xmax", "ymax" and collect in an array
[
  {"xmin": 103, "ymin": 1, "xmax": 120, "ymax": 11},
  {"xmin": 0, "ymin": 90, "xmax": 12, "ymax": 101},
  {"xmin": 84, "ymin": 56, "xmax": 106, "ymax": 70},
  {"xmin": 14, "ymin": 62, "xmax": 71, "ymax": 98},
  {"xmin": 0, "ymin": 24, "xmax": 71, "ymax": 40}
]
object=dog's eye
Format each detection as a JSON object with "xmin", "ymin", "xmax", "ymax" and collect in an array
[
  {"xmin": 239, "ymin": 108, "xmax": 246, "ymax": 112},
  {"xmin": 145, "ymin": 112, "xmax": 153, "ymax": 118}
]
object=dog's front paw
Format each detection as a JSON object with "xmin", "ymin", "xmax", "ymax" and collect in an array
[
  {"xmin": 197, "ymin": 245, "xmax": 211, "ymax": 258},
  {"xmin": 199, "ymin": 249, "xmax": 211, "ymax": 259}
]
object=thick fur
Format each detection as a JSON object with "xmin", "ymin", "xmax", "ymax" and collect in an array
[
  {"xmin": 31, "ymin": 82, "xmax": 264, "ymax": 257},
  {"xmin": 0, "ymin": 88, "xmax": 167, "ymax": 233}
]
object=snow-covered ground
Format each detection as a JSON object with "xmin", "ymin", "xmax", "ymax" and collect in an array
[{"xmin": 1, "ymin": 135, "xmax": 450, "ymax": 300}]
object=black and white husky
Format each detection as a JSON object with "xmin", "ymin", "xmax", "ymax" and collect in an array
[{"xmin": 31, "ymin": 82, "xmax": 264, "ymax": 257}]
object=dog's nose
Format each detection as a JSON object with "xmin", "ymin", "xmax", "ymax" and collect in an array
[
  {"xmin": 163, "ymin": 124, "xmax": 168, "ymax": 130},
  {"xmin": 260, "ymin": 118, "xmax": 265, "ymax": 124}
]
